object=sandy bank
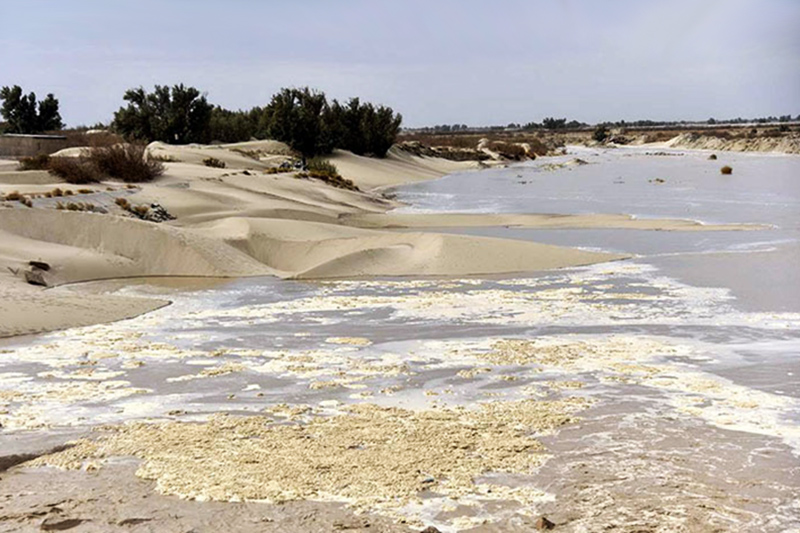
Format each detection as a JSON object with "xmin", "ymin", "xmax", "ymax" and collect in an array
[
  {"xmin": 343, "ymin": 212, "xmax": 769, "ymax": 232},
  {"xmin": 665, "ymin": 132, "xmax": 800, "ymax": 154},
  {"xmin": 0, "ymin": 140, "xmax": 770, "ymax": 338}
]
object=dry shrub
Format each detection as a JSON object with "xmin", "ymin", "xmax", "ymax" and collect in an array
[
  {"xmin": 720, "ymin": 165, "xmax": 733, "ymax": 175},
  {"xmin": 21, "ymin": 197, "xmax": 33, "ymax": 208},
  {"xmin": 64, "ymin": 189, "xmax": 74, "ymax": 196},
  {"xmin": 4, "ymin": 191, "xmax": 23, "ymax": 201},
  {"xmin": 131, "ymin": 205, "xmax": 150, "ymax": 217},
  {"xmin": 489, "ymin": 141, "xmax": 527, "ymax": 160},
  {"xmin": 708, "ymin": 154, "xmax": 717, "ymax": 160},
  {"xmin": 115, "ymin": 197, "xmax": 130, "ymax": 209},
  {"xmin": 77, "ymin": 188, "xmax": 94, "ymax": 194},
  {"xmin": 89, "ymin": 144, "xmax": 165, "ymax": 183},
  {"xmin": 51, "ymin": 188, "xmax": 63, "ymax": 197},
  {"xmin": 18, "ymin": 154, "xmax": 51, "ymax": 171},
  {"xmin": 48, "ymin": 157, "xmax": 100, "ymax": 184},
  {"xmin": 264, "ymin": 167, "xmax": 292, "ymax": 175},
  {"xmin": 202, "ymin": 156, "xmax": 226, "ymax": 168}
]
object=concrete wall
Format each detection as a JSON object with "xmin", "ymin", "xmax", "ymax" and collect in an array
[{"xmin": 0, "ymin": 134, "xmax": 69, "ymax": 158}]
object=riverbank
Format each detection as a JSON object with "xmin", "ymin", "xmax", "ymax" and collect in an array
[{"xmin": 0, "ymin": 140, "xmax": 772, "ymax": 338}]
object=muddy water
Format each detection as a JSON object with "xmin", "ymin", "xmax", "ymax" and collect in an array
[{"xmin": 1, "ymin": 147, "xmax": 799, "ymax": 531}]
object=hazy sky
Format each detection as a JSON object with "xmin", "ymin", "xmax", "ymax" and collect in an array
[{"xmin": 2, "ymin": 0, "xmax": 798, "ymax": 127}]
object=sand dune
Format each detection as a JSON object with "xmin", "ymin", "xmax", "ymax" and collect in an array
[{"xmin": 0, "ymin": 141, "xmax": 769, "ymax": 337}]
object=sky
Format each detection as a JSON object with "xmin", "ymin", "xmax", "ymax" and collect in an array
[{"xmin": 1, "ymin": 0, "xmax": 799, "ymax": 128}]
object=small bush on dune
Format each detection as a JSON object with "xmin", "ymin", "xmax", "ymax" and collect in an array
[
  {"xmin": 202, "ymin": 156, "xmax": 226, "ymax": 168},
  {"xmin": 264, "ymin": 167, "xmax": 292, "ymax": 175},
  {"xmin": 131, "ymin": 204, "xmax": 150, "ymax": 217},
  {"xmin": 300, "ymin": 158, "xmax": 358, "ymax": 191},
  {"xmin": 115, "ymin": 197, "xmax": 130, "ymax": 209},
  {"xmin": 4, "ymin": 191, "xmax": 23, "ymax": 201},
  {"xmin": 48, "ymin": 157, "xmax": 100, "ymax": 184},
  {"xmin": 708, "ymin": 154, "xmax": 717, "ymax": 160},
  {"xmin": 720, "ymin": 165, "xmax": 733, "ymax": 175},
  {"xmin": 18, "ymin": 154, "xmax": 51, "ymax": 171},
  {"xmin": 89, "ymin": 144, "xmax": 164, "ymax": 183},
  {"xmin": 306, "ymin": 157, "xmax": 339, "ymax": 177}
]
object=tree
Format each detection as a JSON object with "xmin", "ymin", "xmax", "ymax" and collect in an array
[
  {"xmin": 0, "ymin": 85, "xmax": 64, "ymax": 133},
  {"xmin": 112, "ymin": 84, "xmax": 213, "ymax": 144},
  {"xmin": 593, "ymin": 124, "xmax": 609, "ymax": 143},
  {"xmin": 265, "ymin": 87, "xmax": 334, "ymax": 161},
  {"xmin": 327, "ymin": 97, "xmax": 402, "ymax": 158},
  {"xmin": 542, "ymin": 117, "xmax": 567, "ymax": 130}
]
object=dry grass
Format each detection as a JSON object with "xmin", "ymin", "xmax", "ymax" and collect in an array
[
  {"xmin": 202, "ymin": 157, "xmax": 226, "ymax": 168},
  {"xmin": 17, "ymin": 154, "xmax": 51, "ymax": 171},
  {"xmin": 264, "ymin": 167, "xmax": 293, "ymax": 175}
]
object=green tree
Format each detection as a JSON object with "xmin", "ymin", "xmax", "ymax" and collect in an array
[
  {"xmin": 265, "ymin": 87, "xmax": 334, "ymax": 162},
  {"xmin": 593, "ymin": 124, "xmax": 609, "ymax": 142},
  {"xmin": 328, "ymin": 97, "xmax": 402, "ymax": 158},
  {"xmin": 112, "ymin": 84, "xmax": 212, "ymax": 144},
  {"xmin": 0, "ymin": 85, "xmax": 64, "ymax": 133},
  {"xmin": 542, "ymin": 117, "xmax": 567, "ymax": 130}
]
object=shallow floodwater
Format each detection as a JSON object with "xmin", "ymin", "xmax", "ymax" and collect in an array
[{"xmin": 2, "ymin": 147, "xmax": 800, "ymax": 531}]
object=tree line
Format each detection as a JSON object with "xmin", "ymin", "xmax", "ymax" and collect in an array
[
  {"xmin": 0, "ymin": 84, "xmax": 402, "ymax": 159},
  {"xmin": 114, "ymin": 85, "xmax": 403, "ymax": 159}
]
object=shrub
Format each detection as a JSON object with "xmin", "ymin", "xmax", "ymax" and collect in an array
[
  {"xmin": 115, "ymin": 197, "xmax": 130, "ymax": 209},
  {"xmin": 131, "ymin": 204, "xmax": 150, "ymax": 217},
  {"xmin": 299, "ymin": 158, "xmax": 359, "ymax": 191},
  {"xmin": 48, "ymin": 157, "xmax": 100, "ymax": 184},
  {"xmin": 77, "ymin": 188, "xmax": 93, "ymax": 194},
  {"xmin": 593, "ymin": 125, "xmax": 609, "ymax": 143},
  {"xmin": 264, "ymin": 167, "xmax": 292, "ymax": 175},
  {"xmin": 21, "ymin": 197, "xmax": 33, "ymax": 208},
  {"xmin": 4, "ymin": 191, "xmax": 23, "ymax": 201},
  {"xmin": 708, "ymin": 154, "xmax": 717, "ymax": 160},
  {"xmin": 203, "ymin": 156, "xmax": 226, "ymax": 168},
  {"xmin": 18, "ymin": 154, "xmax": 51, "ymax": 171},
  {"xmin": 51, "ymin": 187, "xmax": 63, "ymax": 197},
  {"xmin": 720, "ymin": 165, "xmax": 733, "ymax": 175},
  {"xmin": 306, "ymin": 157, "xmax": 339, "ymax": 177},
  {"xmin": 88, "ymin": 144, "xmax": 165, "ymax": 183}
]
